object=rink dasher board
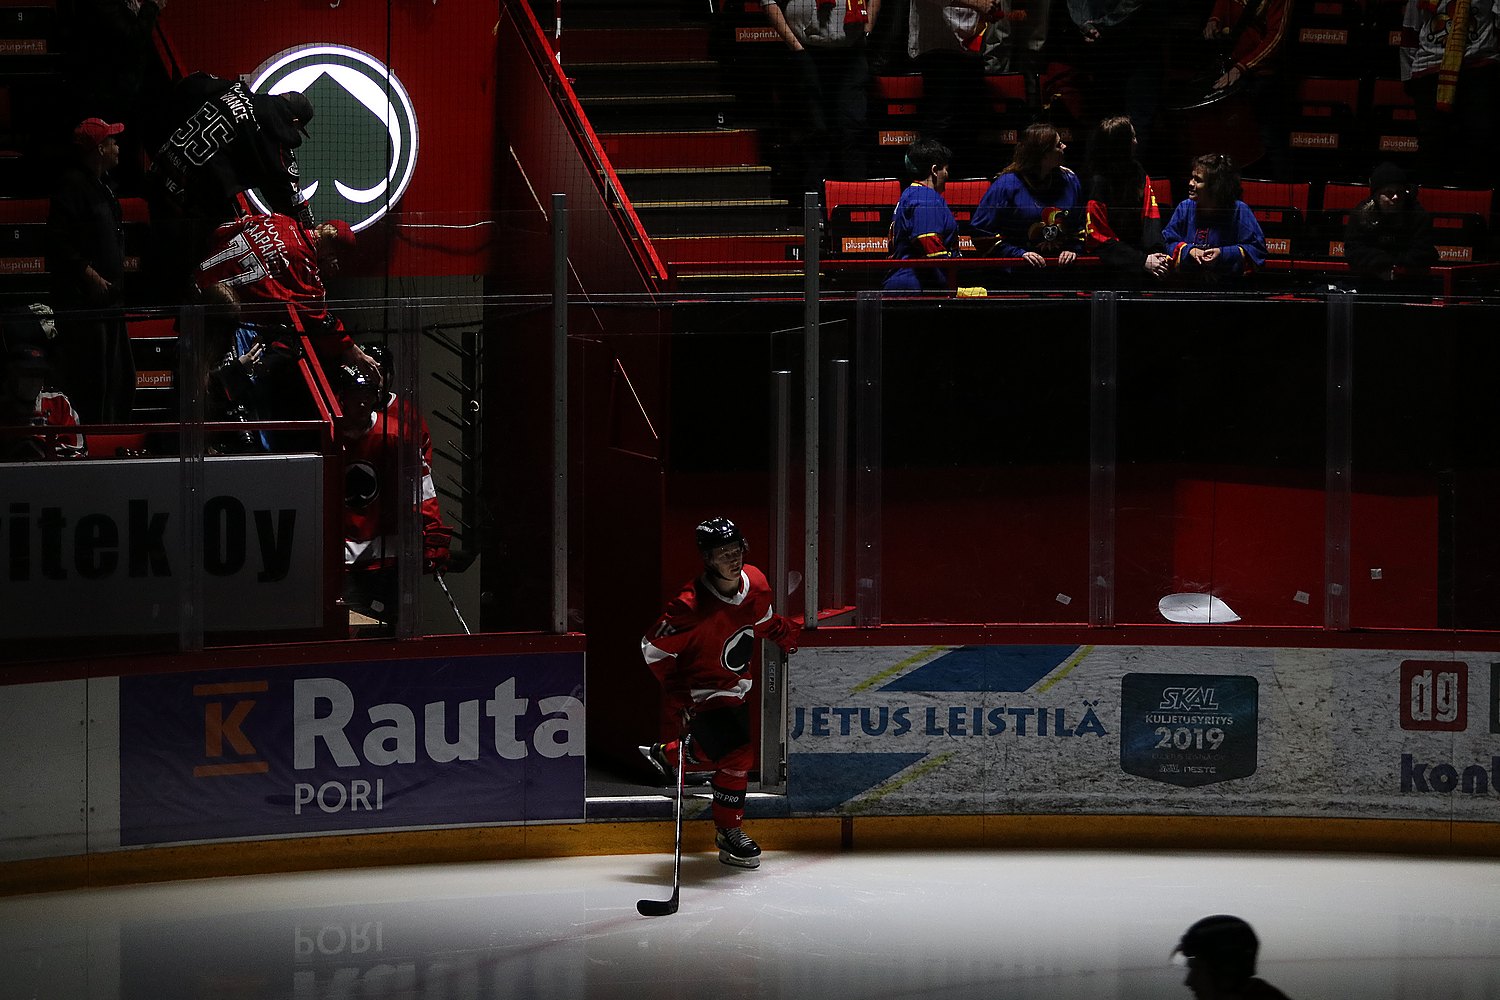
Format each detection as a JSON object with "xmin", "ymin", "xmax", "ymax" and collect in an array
[{"xmin": 785, "ymin": 644, "xmax": 1500, "ymax": 820}]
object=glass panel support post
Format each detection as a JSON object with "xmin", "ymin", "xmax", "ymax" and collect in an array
[
  {"xmin": 1089, "ymin": 291, "xmax": 1118, "ymax": 628},
  {"xmin": 1325, "ymin": 290, "xmax": 1353, "ymax": 630},
  {"xmin": 854, "ymin": 291, "xmax": 883, "ymax": 627}
]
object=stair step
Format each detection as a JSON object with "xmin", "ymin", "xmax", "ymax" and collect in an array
[
  {"xmin": 655, "ymin": 233, "xmax": 806, "ymax": 264},
  {"xmin": 600, "ymin": 129, "xmax": 762, "ymax": 169},
  {"xmin": 629, "ymin": 198, "xmax": 794, "ymax": 235},
  {"xmin": 672, "ymin": 270, "xmax": 808, "ymax": 293},
  {"xmin": 580, "ymin": 91, "xmax": 738, "ymax": 131},
  {"xmin": 616, "ymin": 165, "xmax": 772, "ymax": 201},
  {"xmin": 550, "ymin": 0, "xmax": 711, "ymax": 28},
  {"xmin": 568, "ymin": 61, "xmax": 723, "ymax": 96},
  {"xmin": 558, "ymin": 27, "xmax": 709, "ymax": 63}
]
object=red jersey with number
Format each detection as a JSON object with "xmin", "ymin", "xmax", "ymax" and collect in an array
[
  {"xmin": 642, "ymin": 565, "xmax": 783, "ymax": 714},
  {"xmin": 196, "ymin": 213, "xmax": 351, "ymax": 362}
]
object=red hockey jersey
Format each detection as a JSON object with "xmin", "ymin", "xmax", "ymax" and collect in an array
[
  {"xmin": 343, "ymin": 393, "xmax": 443, "ymax": 569},
  {"xmin": 196, "ymin": 213, "xmax": 351, "ymax": 363},
  {"xmin": 8, "ymin": 390, "xmax": 85, "ymax": 460},
  {"xmin": 642, "ymin": 565, "xmax": 798, "ymax": 714}
]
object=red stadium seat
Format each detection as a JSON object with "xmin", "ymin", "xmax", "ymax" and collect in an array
[
  {"xmin": 1240, "ymin": 179, "xmax": 1312, "ymax": 258},
  {"xmin": 1417, "ymin": 186, "xmax": 1494, "ymax": 263},
  {"xmin": 824, "ymin": 179, "xmax": 901, "ymax": 258},
  {"xmin": 1314, "ymin": 180, "xmax": 1371, "ymax": 258},
  {"xmin": 1368, "ymin": 78, "xmax": 1420, "ymax": 166},
  {"xmin": 872, "ymin": 76, "xmax": 923, "ymax": 173},
  {"xmin": 943, "ymin": 178, "xmax": 992, "ymax": 255},
  {"xmin": 1285, "ymin": 78, "xmax": 1360, "ymax": 178}
]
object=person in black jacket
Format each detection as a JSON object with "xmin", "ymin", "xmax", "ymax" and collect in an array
[
  {"xmin": 1083, "ymin": 115, "xmax": 1170, "ymax": 284},
  {"xmin": 145, "ymin": 73, "xmax": 314, "ymax": 300},
  {"xmin": 1174, "ymin": 915, "xmax": 1293, "ymax": 1000},
  {"xmin": 46, "ymin": 118, "xmax": 133, "ymax": 423},
  {"xmin": 1343, "ymin": 161, "xmax": 1437, "ymax": 284}
]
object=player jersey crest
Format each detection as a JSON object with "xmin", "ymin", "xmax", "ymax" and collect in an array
[{"xmin": 722, "ymin": 626, "xmax": 755, "ymax": 674}]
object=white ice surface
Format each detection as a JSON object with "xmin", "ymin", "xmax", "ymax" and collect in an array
[{"xmin": 2, "ymin": 849, "xmax": 1499, "ymax": 999}]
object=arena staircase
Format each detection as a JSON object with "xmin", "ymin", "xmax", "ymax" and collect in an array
[{"xmin": 545, "ymin": 0, "xmax": 808, "ymax": 292}]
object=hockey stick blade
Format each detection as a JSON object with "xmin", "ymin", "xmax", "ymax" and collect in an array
[{"xmin": 635, "ymin": 892, "xmax": 679, "ymax": 917}]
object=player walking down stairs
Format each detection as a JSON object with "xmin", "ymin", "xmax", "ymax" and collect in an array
[{"xmin": 639, "ymin": 517, "xmax": 801, "ymax": 869}]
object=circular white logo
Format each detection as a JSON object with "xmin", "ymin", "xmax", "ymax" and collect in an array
[{"xmin": 248, "ymin": 45, "xmax": 419, "ymax": 232}]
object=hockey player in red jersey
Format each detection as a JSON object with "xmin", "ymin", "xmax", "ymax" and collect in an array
[
  {"xmin": 640, "ymin": 517, "xmax": 801, "ymax": 869},
  {"xmin": 334, "ymin": 361, "xmax": 453, "ymax": 635},
  {"xmin": 1, "ymin": 340, "xmax": 85, "ymax": 461},
  {"xmin": 196, "ymin": 212, "xmax": 372, "ymax": 372}
]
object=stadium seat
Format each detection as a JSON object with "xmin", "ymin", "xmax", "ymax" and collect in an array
[
  {"xmin": 943, "ymin": 177, "xmax": 990, "ymax": 253},
  {"xmin": 824, "ymin": 178, "xmax": 901, "ymax": 258},
  {"xmin": 1288, "ymin": 0, "xmax": 1365, "ymax": 76},
  {"xmin": 1367, "ymin": 79, "xmax": 1420, "ymax": 169},
  {"xmin": 1418, "ymin": 186, "xmax": 1494, "ymax": 263},
  {"xmin": 1314, "ymin": 180, "xmax": 1371, "ymax": 259},
  {"xmin": 872, "ymin": 76, "xmax": 922, "ymax": 174},
  {"xmin": 1240, "ymin": 179, "xmax": 1312, "ymax": 259},
  {"xmin": 0, "ymin": 196, "xmax": 47, "ymax": 272},
  {"xmin": 1284, "ymin": 78, "xmax": 1360, "ymax": 179},
  {"xmin": 982, "ymin": 74, "xmax": 1030, "ymax": 155}
]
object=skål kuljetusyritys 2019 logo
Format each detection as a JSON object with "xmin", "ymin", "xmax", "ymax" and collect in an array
[{"xmin": 247, "ymin": 44, "xmax": 419, "ymax": 232}]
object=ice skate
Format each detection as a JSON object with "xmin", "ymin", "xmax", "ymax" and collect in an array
[
  {"xmin": 715, "ymin": 826, "xmax": 761, "ymax": 869},
  {"xmin": 638, "ymin": 742, "xmax": 673, "ymax": 784}
]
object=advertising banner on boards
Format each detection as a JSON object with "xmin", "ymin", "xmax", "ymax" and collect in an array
[
  {"xmin": 788, "ymin": 644, "xmax": 1500, "ymax": 821},
  {"xmin": 1, "ymin": 455, "xmax": 324, "ymax": 637},
  {"xmin": 118, "ymin": 652, "xmax": 585, "ymax": 845}
]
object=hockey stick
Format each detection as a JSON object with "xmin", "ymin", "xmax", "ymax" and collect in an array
[
  {"xmin": 636, "ymin": 736, "xmax": 685, "ymax": 916},
  {"xmin": 434, "ymin": 571, "xmax": 472, "ymax": 635}
]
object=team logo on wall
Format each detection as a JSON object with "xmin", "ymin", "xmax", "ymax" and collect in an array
[
  {"xmin": 248, "ymin": 44, "xmax": 420, "ymax": 232},
  {"xmin": 1119, "ymin": 673, "xmax": 1259, "ymax": 787}
]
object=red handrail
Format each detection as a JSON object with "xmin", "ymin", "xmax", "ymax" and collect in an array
[{"xmin": 502, "ymin": 0, "xmax": 671, "ymax": 286}]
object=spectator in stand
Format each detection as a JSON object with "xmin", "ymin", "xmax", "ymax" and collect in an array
[
  {"xmin": 907, "ymin": 0, "xmax": 1001, "ymax": 169},
  {"xmin": 1400, "ymin": 0, "xmax": 1500, "ymax": 187},
  {"xmin": 1198, "ymin": 0, "xmax": 1290, "ymax": 180},
  {"xmin": 65, "ymin": 0, "xmax": 171, "ymax": 186},
  {"xmin": 1066, "ymin": 0, "xmax": 1169, "ymax": 155},
  {"xmin": 1343, "ymin": 161, "xmax": 1438, "ymax": 284},
  {"xmin": 1163, "ymin": 152, "xmax": 1266, "ymax": 280},
  {"xmin": 46, "ymin": 118, "xmax": 133, "ymax": 424},
  {"xmin": 982, "ymin": 0, "xmax": 1049, "ymax": 99},
  {"xmin": 335, "ymin": 361, "xmax": 453, "ymax": 636},
  {"xmin": 0, "ymin": 338, "xmax": 86, "ymax": 462},
  {"xmin": 1084, "ymin": 115, "xmax": 1170, "ymax": 284},
  {"xmin": 969, "ymin": 122, "xmax": 1084, "ymax": 266},
  {"xmin": 764, "ymin": 0, "xmax": 879, "ymax": 196},
  {"xmin": 883, "ymin": 138, "xmax": 961, "ymax": 291}
]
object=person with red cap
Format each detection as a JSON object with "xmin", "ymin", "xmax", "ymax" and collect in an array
[{"xmin": 45, "ymin": 118, "xmax": 134, "ymax": 424}]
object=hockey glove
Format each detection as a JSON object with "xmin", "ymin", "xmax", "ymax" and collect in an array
[
  {"xmin": 423, "ymin": 525, "xmax": 453, "ymax": 574},
  {"xmin": 765, "ymin": 615, "xmax": 803, "ymax": 655}
]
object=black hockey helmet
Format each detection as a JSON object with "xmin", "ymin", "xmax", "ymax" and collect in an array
[
  {"xmin": 1173, "ymin": 915, "xmax": 1258, "ymax": 982},
  {"xmin": 695, "ymin": 516, "xmax": 746, "ymax": 560},
  {"xmin": 333, "ymin": 361, "xmax": 378, "ymax": 396}
]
